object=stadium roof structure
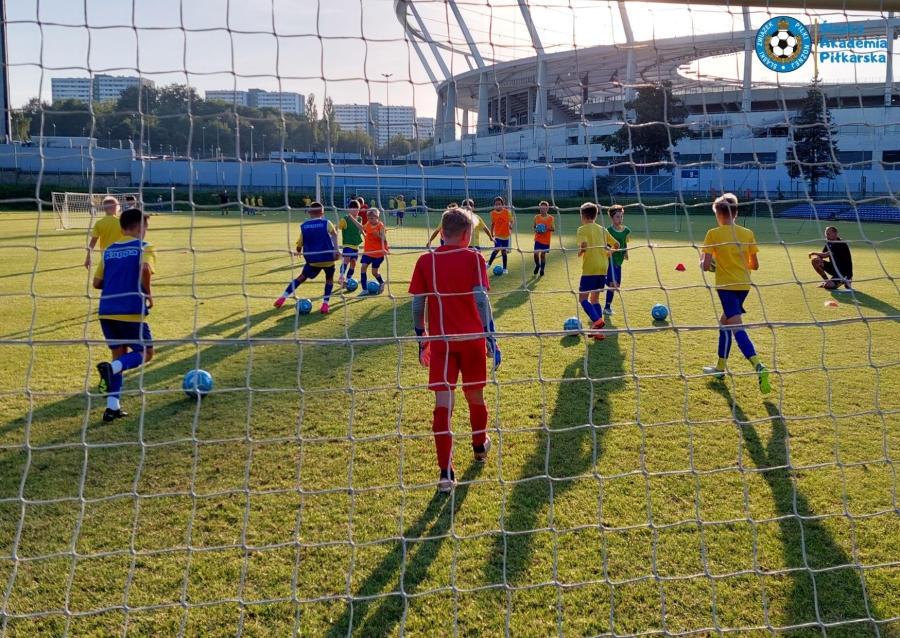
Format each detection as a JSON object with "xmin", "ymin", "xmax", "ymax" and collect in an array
[{"xmin": 394, "ymin": 0, "xmax": 898, "ymax": 143}]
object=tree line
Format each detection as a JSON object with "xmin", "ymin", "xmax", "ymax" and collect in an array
[{"xmin": 15, "ymin": 84, "xmax": 430, "ymax": 158}]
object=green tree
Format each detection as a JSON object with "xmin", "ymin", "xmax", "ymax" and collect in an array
[
  {"xmin": 386, "ymin": 133, "xmax": 411, "ymax": 158},
  {"xmin": 785, "ymin": 79, "xmax": 841, "ymax": 195},
  {"xmin": 335, "ymin": 128, "xmax": 373, "ymax": 155},
  {"xmin": 11, "ymin": 110, "xmax": 30, "ymax": 141},
  {"xmin": 601, "ymin": 80, "xmax": 689, "ymax": 166}
]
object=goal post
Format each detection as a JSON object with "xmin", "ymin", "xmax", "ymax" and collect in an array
[
  {"xmin": 106, "ymin": 186, "xmax": 176, "ymax": 213},
  {"xmin": 315, "ymin": 173, "xmax": 513, "ymax": 249},
  {"xmin": 51, "ymin": 191, "xmax": 105, "ymax": 230}
]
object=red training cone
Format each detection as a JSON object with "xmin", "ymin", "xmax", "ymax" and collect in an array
[{"xmin": 675, "ymin": 263, "xmax": 686, "ymax": 271}]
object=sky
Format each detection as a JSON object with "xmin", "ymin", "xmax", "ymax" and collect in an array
[{"xmin": 5, "ymin": 0, "xmax": 896, "ymax": 117}]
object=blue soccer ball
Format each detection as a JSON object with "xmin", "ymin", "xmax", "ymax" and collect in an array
[
  {"xmin": 345, "ymin": 278, "xmax": 359, "ymax": 292},
  {"xmin": 564, "ymin": 317, "xmax": 582, "ymax": 331},
  {"xmin": 492, "ymin": 265, "xmax": 504, "ymax": 276},
  {"xmin": 183, "ymin": 369, "xmax": 213, "ymax": 399},
  {"xmin": 366, "ymin": 280, "xmax": 381, "ymax": 294},
  {"xmin": 296, "ymin": 298, "xmax": 313, "ymax": 314},
  {"xmin": 651, "ymin": 303, "xmax": 669, "ymax": 321},
  {"xmin": 536, "ymin": 223, "xmax": 547, "ymax": 234}
]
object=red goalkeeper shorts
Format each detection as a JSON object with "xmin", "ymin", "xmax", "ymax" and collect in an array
[{"xmin": 428, "ymin": 338, "xmax": 487, "ymax": 391}]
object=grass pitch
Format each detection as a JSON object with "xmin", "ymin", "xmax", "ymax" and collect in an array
[{"xmin": 1, "ymin": 208, "xmax": 900, "ymax": 636}]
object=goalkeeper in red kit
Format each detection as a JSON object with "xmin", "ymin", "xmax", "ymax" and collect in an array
[{"xmin": 409, "ymin": 206, "xmax": 501, "ymax": 493}]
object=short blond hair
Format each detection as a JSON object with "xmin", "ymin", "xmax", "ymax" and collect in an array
[
  {"xmin": 101, "ymin": 196, "xmax": 119, "ymax": 209},
  {"xmin": 713, "ymin": 193, "xmax": 739, "ymax": 217},
  {"xmin": 441, "ymin": 207, "xmax": 474, "ymax": 241}
]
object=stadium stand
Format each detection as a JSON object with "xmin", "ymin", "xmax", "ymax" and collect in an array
[
  {"xmin": 837, "ymin": 206, "xmax": 900, "ymax": 223},
  {"xmin": 778, "ymin": 203, "xmax": 849, "ymax": 220}
]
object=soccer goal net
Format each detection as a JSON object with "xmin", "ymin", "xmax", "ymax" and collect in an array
[
  {"xmin": 51, "ymin": 191, "xmax": 106, "ymax": 230},
  {"xmin": 316, "ymin": 173, "xmax": 513, "ymax": 249},
  {"xmin": 106, "ymin": 186, "xmax": 176, "ymax": 213},
  {"xmin": 4, "ymin": 1, "xmax": 900, "ymax": 636}
]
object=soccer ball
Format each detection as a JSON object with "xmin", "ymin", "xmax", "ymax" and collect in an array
[
  {"xmin": 345, "ymin": 278, "xmax": 359, "ymax": 292},
  {"xmin": 535, "ymin": 223, "xmax": 547, "ymax": 234},
  {"xmin": 564, "ymin": 317, "xmax": 582, "ymax": 331},
  {"xmin": 651, "ymin": 304, "xmax": 669, "ymax": 321},
  {"xmin": 493, "ymin": 265, "xmax": 504, "ymax": 276},
  {"xmin": 296, "ymin": 298, "xmax": 313, "ymax": 314},
  {"xmin": 769, "ymin": 32, "xmax": 797, "ymax": 58},
  {"xmin": 709, "ymin": 258, "xmax": 717, "ymax": 273},
  {"xmin": 366, "ymin": 280, "xmax": 381, "ymax": 294},
  {"xmin": 183, "ymin": 369, "xmax": 213, "ymax": 399}
]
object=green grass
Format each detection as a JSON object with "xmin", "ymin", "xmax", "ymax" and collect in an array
[{"xmin": 1, "ymin": 208, "xmax": 900, "ymax": 636}]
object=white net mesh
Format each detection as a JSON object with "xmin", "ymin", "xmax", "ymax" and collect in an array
[{"xmin": 1, "ymin": 0, "xmax": 900, "ymax": 636}]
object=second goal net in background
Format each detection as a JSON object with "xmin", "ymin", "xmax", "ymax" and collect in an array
[
  {"xmin": 51, "ymin": 191, "xmax": 105, "ymax": 230},
  {"xmin": 106, "ymin": 187, "xmax": 176, "ymax": 213},
  {"xmin": 316, "ymin": 173, "xmax": 512, "ymax": 248}
]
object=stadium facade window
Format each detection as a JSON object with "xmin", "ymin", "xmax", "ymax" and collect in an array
[
  {"xmin": 724, "ymin": 152, "xmax": 778, "ymax": 167},
  {"xmin": 881, "ymin": 150, "xmax": 900, "ymax": 170},
  {"xmin": 838, "ymin": 151, "xmax": 873, "ymax": 169}
]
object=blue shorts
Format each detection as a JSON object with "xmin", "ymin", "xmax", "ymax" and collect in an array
[
  {"xmin": 100, "ymin": 319, "xmax": 153, "ymax": 352},
  {"xmin": 579, "ymin": 275, "xmax": 607, "ymax": 293},
  {"xmin": 534, "ymin": 241, "xmax": 550, "ymax": 252},
  {"xmin": 360, "ymin": 255, "xmax": 385, "ymax": 268},
  {"xmin": 342, "ymin": 246, "xmax": 359, "ymax": 259},
  {"xmin": 607, "ymin": 263, "xmax": 623, "ymax": 286},
  {"xmin": 397, "ymin": 211, "xmax": 405, "ymax": 218},
  {"xmin": 717, "ymin": 289, "xmax": 749, "ymax": 319},
  {"xmin": 494, "ymin": 238, "xmax": 510, "ymax": 249},
  {"xmin": 302, "ymin": 264, "xmax": 336, "ymax": 280}
]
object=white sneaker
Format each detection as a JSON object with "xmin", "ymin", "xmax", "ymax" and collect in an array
[
  {"xmin": 604, "ymin": 307, "xmax": 614, "ymax": 315},
  {"xmin": 474, "ymin": 437, "xmax": 491, "ymax": 463},
  {"xmin": 438, "ymin": 469, "xmax": 456, "ymax": 493},
  {"xmin": 701, "ymin": 366, "xmax": 725, "ymax": 380},
  {"xmin": 502, "ymin": 269, "xmax": 508, "ymax": 275}
]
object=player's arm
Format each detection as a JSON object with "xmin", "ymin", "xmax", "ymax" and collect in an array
[
  {"xmin": 348, "ymin": 215, "xmax": 366, "ymax": 231},
  {"xmin": 92, "ymin": 276, "xmax": 103, "ymax": 290},
  {"xmin": 746, "ymin": 245, "xmax": 759, "ymax": 271},
  {"xmin": 623, "ymin": 233, "xmax": 630, "ymax": 260},
  {"xmin": 141, "ymin": 262, "xmax": 154, "ymax": 309},
  {"xmin": 483, "ymin": 225, "xmax": 494, "ymax": 242},
  {"xmin": 295, "ymin": 234, "xmax": 304, "ymax": 256},
  {"xmin": 85, "ymin": 237, "xmax": 99, "ymax": 269},
  {"xmin": 507, "ymin": 211, "xmax": 514, "ymax": 227},
  {"xmin": 474, "ymin": 284, "xmax": 501, "ymax": 371},
  {"xmin": 426, "ymin": 222, "xmax": 442, "ymax": 248},
  {"xmin": 411, "ymin": 293, "xmax": 430, "ymax": 366},
  {"xmin": 578, "ymin": 240, "xmax": 588, "ymax": 258},
  {"xmin": 701, "ymin": 253, "xmax": 714, "ymax": 271},
  {"xmin": 330, "ymin": 226, "xmax": 341, "ymax": 260}
]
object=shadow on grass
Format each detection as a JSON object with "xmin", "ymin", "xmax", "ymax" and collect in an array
[
  {"xmin": 484, "ymin": 331, "xmax": 625, "ymax": 588},
  {"xmin": 711, "ymin": 383, "xmax": 881, "ymax": 633},
  {"xmin": 831, "ymin": 289, "xmax": 900, "ymax": 320},
  {"xmin": 325, "ymin": 464, "xmax": 482, "ymax": 638}
]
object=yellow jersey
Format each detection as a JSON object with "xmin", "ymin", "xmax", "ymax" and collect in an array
[
  {"xmin": 576, "ymin": 223, "xmax": 613, "ymax": 276},
  {"xmin": 90, "ymin": 215, "xmax": 123, "ymax": 250},
  {"xmin": 702, "ymin": 224, "xmax": 759, "ymax": 291}
]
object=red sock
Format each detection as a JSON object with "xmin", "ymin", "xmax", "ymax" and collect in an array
[
  {"xmin": 469, "ymin": 403, "xmax": 488, "ymax": 447},
  {"xmin": 432, "ymin": 407, "xmax": 453, "ymax": 470}
]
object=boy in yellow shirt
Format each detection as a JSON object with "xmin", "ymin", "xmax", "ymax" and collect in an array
[
  {"xmin": 84, "ymin": 196, "xmax": 122, "ymax": 269},
  {"xmin": 700, "ymin": 193, "xmax": 770, "ymax": 393},
  {"xmin": 576, "ymin": 202, "xmax": 618, "ymax": 339}
]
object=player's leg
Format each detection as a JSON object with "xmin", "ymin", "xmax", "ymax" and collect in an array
[
  {"xmin": 811, "ymin": 255, "xmax": 829, "ymax": 280},
  {"xmin": 275, "ymin": 268, "xmax": 312, "ymax": 307},
  {"xmin": 718, "ymin": 291, "xmax": 769, "ymax": 393},
  {"xmin": 97, "ymin": 321, "xmax": 153, "ymax": 420},
  {"xmin": 373, "ymin": 258, "xmax": 386, "ymax": 293},
  {"xmin": 358, "ymin": 257, "xmax": 371, "ymax": 295},
  {"xmin": 702, "ymin": 310, "xmax": 731, "ymax": 380},
  {"xmin": 430, "ymin": 343, "xmax": 460, "ymax": 492},
  {"xmin": 539, "ymin": 247, "xmax": 547, "ymax": 276},
  {"xmin": 339, "ymin": 254, "xmax": 349, "ymax": 284},
  {"xmin": 487, "ymin": 238, "xmax": 500, "ymax": 266},
  {"xmin": 321, "ymin": 266, "xmax": 335, "ymax": 314},
  {"xmin": 591, "ymin": 281, "xmax": 605, "ymax": 324},
  {"xmin": 533, "ymin": 245, "xmax": 541, "ymax": 275},
  {"xmin": 605, "ymin": 264, "xmax": 620, "ymax": 314},
  {"xmin": 461, "ymin": 340, "xmax": 489, "ymax": 462},
  {"xmin": 500, "ymin": 241, "xmax": 508, "ymax": 272},
  {"xmin": 578, "ymin": 277, "xmax": 603, "ymax": 335}
]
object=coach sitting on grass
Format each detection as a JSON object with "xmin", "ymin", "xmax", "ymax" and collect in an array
[{"xmin": 809, "ymin": 226, "xmax": 853, "ymax": 290}]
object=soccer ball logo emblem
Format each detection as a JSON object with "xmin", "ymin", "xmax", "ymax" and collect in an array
[{"xmin": 766, "ymin": 19, "xmax": 802, "ymax": 63}]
